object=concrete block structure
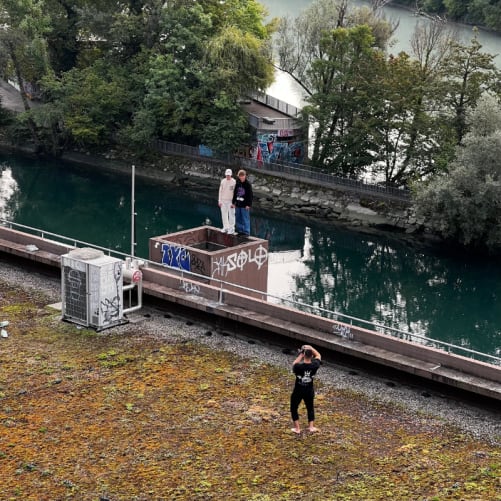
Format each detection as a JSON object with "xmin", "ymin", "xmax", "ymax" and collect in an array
[
  {"xmin": 238, "ymin": 93, "xmax": 307, "ymax": 165},
  {"xmin": 149, "ymin": 226, "xmax": 268, "ymax": 295}
]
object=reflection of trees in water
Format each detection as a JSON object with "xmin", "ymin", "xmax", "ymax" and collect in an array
[
  {"xmin": 251, "ymin": 215, "xmax": 304, "ymax": 251},
  {"xmin": 0, "ymin": 166, "xmax": 20, "ymax": 220},
  {"xmin": 292, "ymin": 227, "xmax": 501, "ymax": 354}
]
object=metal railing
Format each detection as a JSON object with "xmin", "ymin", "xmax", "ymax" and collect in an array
[
  {"xmin": 2, "ymin": 219, "xmax": 499, "ymax": 366},
  {"xmin": 151, "ymin": 139, "xmax": 411, "ymax": 202}
]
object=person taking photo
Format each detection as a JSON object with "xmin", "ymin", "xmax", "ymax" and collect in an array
[{"xmin": 290, "ymin": 344, "xmax": 322, "ymax": 434}]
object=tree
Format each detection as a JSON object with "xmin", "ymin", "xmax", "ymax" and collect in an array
[
  {"xmin": 200, "ymin": 92, "xmax": 250, "ymax": 153},
  {"xmin": 440, "ymin": 33, "xmax": 501, "ymax": 144},
  {"xmin": 443, "ymin": 0, "xmax": 468, "ymax": 20},
  {"xmin": 0, "ymin": 0, "xmax": 273, "ymax": 154},
  {"xmin": 0, "ymin": 0, "xmax": 54, "ymax": 149},
  {"xmin": 413, "ymin": 94, "xmax": 501, "ymax": 252},
  {"xmin": 123, "ymin": 1, "xmax": 274, "ymax": 152},
  {"xmin": 369, "ymin": 52, "xmax": 442, "ymax": 185},
  {"xmin": 303, "ymin": 25, "xmax": 382, "ymax": 177},
  {"xmin": 389, "ymin": 18, "xmax": 456, "ymax": 181},
  {"xmin": 37, "ymin": 61, "xmax": 131, "ymax": 150},
  {"xmin": 275, "ymin": 0, "xmax": 395, "ymax": 98}
]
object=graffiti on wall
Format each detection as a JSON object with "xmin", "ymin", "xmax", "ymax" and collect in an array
[
  {"xmin": 161, "ymin": 243, "xmax": 191, "ymax": 271},
  {"xmin": 252, "ymin": 133, "xmax": 304, "ymax": 164},
  {"xmin": 99, "ymin": 261, "xmax": 122, "ymax": 323},
  {"xmin": 212, "ymin": 244, "xmax": 268, "ymax": 278},
  {"xmin": 332, "ymin": 323, "xmax": 353, "ymax": 340}
]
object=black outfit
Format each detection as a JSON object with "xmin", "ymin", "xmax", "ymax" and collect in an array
[
  {"xmin": 232, "ymin": 178, "xmax": 253, "ymax": 208},
  {"xmin": 290, "ymin": 358, "xmax": 321, "ymax": 422},
  {"xmin": 232, "ymin": 178, "xmax": 253, "ymax": 235}
]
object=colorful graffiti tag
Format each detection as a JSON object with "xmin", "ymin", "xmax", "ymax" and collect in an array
[
  {"xmin": 253, "ymin": 133, "xmax": 304, "ymax": 164},
  {"xmin": 161, "ymin": 243, "xmax": 191, "ymax": 271}
]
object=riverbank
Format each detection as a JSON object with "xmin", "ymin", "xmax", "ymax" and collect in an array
[
  {"xmin": 0, "ymin": 256, "xmax": 500, "ymax": 499},
  {"xmin": 1, "ymin": 141, "xmax": 442, "ymax": 253},
  {"xmin": 62, "ymin": 147, "xmax": 447, "ymax": 251}
]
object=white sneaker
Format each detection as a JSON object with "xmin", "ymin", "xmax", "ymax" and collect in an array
[
  {"xmin": 227, "ymin": 229, "xmax": 234, "ymax": 235},
  {"xmin": 221, "ymin": 228, "xmax": 227, "ymax": 233}
]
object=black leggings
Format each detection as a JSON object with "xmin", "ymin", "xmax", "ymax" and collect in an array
[{"xmin": 290, "ymin": 385, "xmax": 315, "ymax": 422}]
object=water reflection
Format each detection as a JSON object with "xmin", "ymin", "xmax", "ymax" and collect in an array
[
  {"xmin": 285, "ymin": 226, "xmax": 501, "ymax": 353},
  {"xmin": 0, "ymin": 164, "xmax": 19, "ymax": 220}
]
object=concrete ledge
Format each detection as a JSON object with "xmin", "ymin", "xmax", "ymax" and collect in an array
[
  {"xmin": 0, "ymin": 237, "xmax": 66, "ymax": 267},
  {"xmin": 140, "ymin": 275, "xmax": 501, "ymax": 400}
]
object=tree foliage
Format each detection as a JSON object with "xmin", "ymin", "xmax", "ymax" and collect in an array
[
  {"xmin": 277, "ymin": 0, "xmax": 501, "ymax": 187},
  {"xmin": 0, "ymin": 0, "xmax": 274, "ymax": 154},
  {"xmin": 303, "ymin": 25, "xmax": 382, "ymax": 178},
  {"xmin": 439, "ymin": 33, "xmax": 501, "ymax": 143},
  {"xmin": 413, "ymin": 94, "xmax": 501, "ymax": 251},
  {"xmin": 399, "ymin": 0, "xmax": 501, "ymax": 32},
  {"xmin": 276, "ymin": 0, "xmax": 395, "ymax": 97}
]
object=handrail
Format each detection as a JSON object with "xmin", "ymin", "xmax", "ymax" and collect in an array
[{"xmin": 1, "ymin": 218, "xmax": 499, "ymax": 366}]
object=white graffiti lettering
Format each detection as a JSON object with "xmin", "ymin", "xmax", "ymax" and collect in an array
[
  {"xmin": 211, "ymin": 245, "xmax": 268, "ymax": 277},
  {"xmin": 180, "ymin": 280, "xmax": 200, "ymax": 295},
  {"xmin": 333, "ymin": 323, "xmax": 353, "ymax": 340}
]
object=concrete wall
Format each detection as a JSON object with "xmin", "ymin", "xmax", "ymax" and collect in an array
[{"xmin": 149, "ymin": 226, "xmax": 269, "ymax": 295}]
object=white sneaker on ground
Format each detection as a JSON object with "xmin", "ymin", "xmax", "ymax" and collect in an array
[{"xmin": 221, "ymin": 228, "xmax": 227, "ymax": 233}]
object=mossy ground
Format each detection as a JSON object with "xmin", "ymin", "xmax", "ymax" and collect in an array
[{"xmin": 0, "ymin": 281, "xmax": 500, "ymax": 500}]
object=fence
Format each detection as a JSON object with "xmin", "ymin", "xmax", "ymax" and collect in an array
[{"xmin": 151, "ymin": 139, "xmax": 411, "ymax": 202}]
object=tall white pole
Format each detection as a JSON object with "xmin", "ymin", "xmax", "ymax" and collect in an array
[{"xmin": 131, "ymin": 164, "xmax": 136, "ymax": 257}]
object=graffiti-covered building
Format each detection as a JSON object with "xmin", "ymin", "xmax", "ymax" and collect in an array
[{"xmin": 239, "ymin": 93, "xmax": 306, "ymax": 165}]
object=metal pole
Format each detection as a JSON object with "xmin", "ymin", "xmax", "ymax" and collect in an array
[{"xmin": 131, "ymin": 164, "xmax": 136, "ymax": 257}]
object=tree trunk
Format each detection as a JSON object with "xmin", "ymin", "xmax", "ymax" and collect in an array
[{"xmin": 8, "ymin": 42, "xmax": 41, "ymax": 152}]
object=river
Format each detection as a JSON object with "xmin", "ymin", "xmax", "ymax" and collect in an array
[
  {"xmin": 0, "ymin": 153, "xmax": 500, "ymax": 359},
  {"xmin": 260, "ymin": 0, "xmax": 501, "ymax": 107}
]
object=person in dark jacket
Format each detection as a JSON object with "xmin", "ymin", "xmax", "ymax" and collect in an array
[
  {"xmin": 232, "ymin": 169, "xmax": 253, "ymax": 236},
  {"xmin": 290, "ymin": 344, "xmax": 321, "ymax": 434}
]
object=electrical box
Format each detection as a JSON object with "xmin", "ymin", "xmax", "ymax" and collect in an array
[{"xmin": 61, "ymin": 248, "xmax": 124, "ymax": 330}]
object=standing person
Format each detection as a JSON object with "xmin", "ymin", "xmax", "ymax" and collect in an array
[
  {"xmin": 290, "ymin": 344, "xmax": 322, "ymax": 434},
  {"xmin": 218, "ymin": 168, "xmax": 236, "ymax": 234},
  {"xmin": 232, "ymin": 169, "xmax": 253, "ymax": 236}
]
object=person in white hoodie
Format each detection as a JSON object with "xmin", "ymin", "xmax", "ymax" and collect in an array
[{"xmin": 218, "ymin": 168, "xmax": 236, "ymax": 234}]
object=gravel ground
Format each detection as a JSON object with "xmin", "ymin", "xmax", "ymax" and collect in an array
[{"xmin": 1, "ymin": 258, "xmax": 500, "ymax": 446}]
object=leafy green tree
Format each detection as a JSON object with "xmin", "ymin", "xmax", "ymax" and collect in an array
[
  {"xmin": 0, "ymin": 0, "xmax": 53, "ymax": 148},
  {"xmin": 440, "ymin": 33, "xmax": 501, "ymax": 144},
  {"xmin": 391, "ymin": 19, "xmax": 457, "ymax": 182},
  {"xmin": 421, "ymin": 0, "xmax": 446, "ymax": 14},
  {"xmin": 0, "ymin": 0, "xmax": 273, "ymax": 154},
  {"xmin": 443, "ymin": 0, "xmax": 469, "ymax": 19},
  {"xmin": 39, "ymin": 61, "xmax": 131, "ymax": 148},
  {"xmin": 123, "ymin": 1, "xmax": 273, "ymax": 152},
  {"xmin": 303, "ymin": 25, "xmax": 382, "ymax": 177},
  {"xmin": 482, "ymin": 2, "xmax": 501, "ymax": 31},
  {"xmin": 200, "ymin": 92, "xmax": 250, "ymax": 153},
  {"xmin": 413, "ymin": 94, "xmax": 501, "ymax": 252},
  {"xmin": 369, "ymin": 52, "xmax": 442, "ymax": 185},
  {"xmin": 276, "ymin": 0, "xmax": 394, "ymax": 97}
]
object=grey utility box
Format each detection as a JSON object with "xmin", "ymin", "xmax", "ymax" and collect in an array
[{"xmin": 61, "ymin": 248, "xmax": 124, "ymax": 330}]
